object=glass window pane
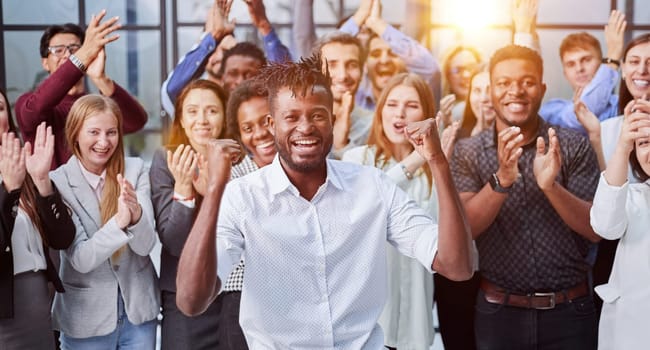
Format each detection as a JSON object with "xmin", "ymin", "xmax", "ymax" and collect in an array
[
  {"xmin": 634, "ymin": 1, "xmax": 650, "ymax": 25},
  {"xmin": 3, "ymin": 0, "xmax": 78, "ymax": 25},
  {"xmin": 537, "ymin": 0, "xmax": 610, "ymax": 24},
  {"xmin": 85, "ymin": 0, "xmax": 161, "ymax": 26},
  {"xmin": 88, "ymin": 30, "xmax": 163, "ymax": 131},
  {"xmin": 3, "ymin": 31, "xmax": 47, "ymax": 108}
]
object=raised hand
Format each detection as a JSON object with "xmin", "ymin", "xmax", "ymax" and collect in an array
[
  {"xmin": 333, "ymin": 91, "xmax": 354, "ymax": 151},
  {"xmin": 440, "ymin": 117, "xmax": 460, "ymax": 160},
  {"xmin": 512, "ymin": 0, "xmax": 539, "ymax": 34},
  {"xmin": 533, "ymin": 128, "xmax": 562, "ymax": 191},
  {"xmin": 352, "ymin": 0, "xmax": 373, "ymax": 27},
  {"xmin": 73, "ymin": 9, "xmax": 121, "ymax": 67},
  {"xmin": 604, "ymin": 10, "xmax": 626, "ymax": 63},
  {"xmin": 209, "ymin": 0, "xmax": 235, "ymax": 39},
  {"xmin": 496, "ymin": 126, "xmax": 524, "ymax": 188},
  {"xmin": 244, "ymin": 0, "xmax": 272, "ymax": 35},
  {"xmin": 438, "ymin": 94, "xmax": 456, "ymax": 128},
  {"xmin": 365, "ymin": 0, "xmax": 386, "ymax": 34},
  {"xmin": 618, "ymin": 99, "xmax": 650, "ymax": 154},
  {"xmin": 205, "ymin": 139, "xmax": 242, "ymax": 192},
  {"xmin": 167, "ymin": 144, "xmax": 198, "ymax": 198},
  {"xmin": 0, "ymin": 132, "xmax": 26, "ymax": 192},
  {"xmin": 24, "ymin": 122, "xmax": 55, "ymax": 196},
  {"xmin": 405, "ymin": 118, "xmax": 445, "ymax": 162},
  {"xmin": 192, "ymin": 153, "xmax": 208, "ymax": 197}
]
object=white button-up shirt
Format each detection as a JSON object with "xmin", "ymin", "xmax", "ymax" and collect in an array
[{"xmin": 217, "ymin": 156, "xmax": 439, "ymax": 349}]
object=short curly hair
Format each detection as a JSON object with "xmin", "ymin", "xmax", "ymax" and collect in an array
[
  {"xmin": 217, "ymin": 42, "xmax": 267, "ymax": 77},
  {"xmin": 225, "ymin": 79, "xmax": 269, "ymax": 142}
]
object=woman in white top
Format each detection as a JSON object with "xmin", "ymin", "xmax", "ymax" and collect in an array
[
  {"xmin": 0, "ymin": 109, "xmax": 75, "ymax": 348},
  {"xmin": 343, "ymin": 73, "xmax": 456, "ymax": 350},
  {"xmin": 50, "ymin": 94, "xmax": 159, "ymax": 349},
  {"xmin": 589, "ymin": 35, "xmax": 650, "ymax": 349}
]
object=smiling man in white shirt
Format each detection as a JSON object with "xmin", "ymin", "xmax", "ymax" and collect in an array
[{"xmin": 175, "ymin": 55, "xmax": 473, "ymax": 349}]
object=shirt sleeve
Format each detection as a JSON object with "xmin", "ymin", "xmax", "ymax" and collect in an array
[
  {"xmin": 161, "ymin": 33, "xmax": 219, "ymax": 117},
  {"xmin": 450, "ymin": 140, "xmax": 484, "ymax": 193},
  {"xmin": 216, "ymin": 182, "xmax": 245, "ymax": 292},
  {"xmin": 109, "ymin": 83, "xmax": 148, "ymax": 134},
  {"xmin": 563, "ymin": 131, "xmax": 600, "ymax": 202},
  {"xmin": 580, "ymin": 64, "xmax": 619, "ymax": 121},
  {"xmin": 263, "ymin": 28, "xmax": 292, "ymax": 63},
  {"xmin": 590, "ymin": 173, "xmax": 628, "ymax": 240}
]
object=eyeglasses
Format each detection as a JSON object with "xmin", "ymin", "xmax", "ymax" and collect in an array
[
  {"xmin": 47, "ymin": 44, "xmax": 82, "ymax": 58},
  {"xmin": 450, "ymin": 64, "xmax": 479, "ymax": 76}
]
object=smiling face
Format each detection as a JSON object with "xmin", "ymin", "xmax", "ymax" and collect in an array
[
  {"xmin": 320, "ymin": 42, "xmax": 362, "ymax": 102},
  {"xmin": 469, "ymin": 71, "xmax": 496, "ymax": 124},
  {"xmin": 237, "ymin": 96, "xmax": 275, "ymax": 167},
  {"xmin": 367, "ymin": 37, "xmax": 406, "ymax": 93},
  {"xmin": 491, "ymin": 58, "xmax": 546, "ymax": 130},
  {"xmin": 447, "ymin": 49, "xmax": 480, "ymax": 100},
  {"xmin": 77, "ymin": 110, "xmax": 119, "ymax": 175},
  {"xmin": 381, "ymin": 84, "xmax": 425, "ymax": 147},
  {"xmin": 268, "ymin": 86, "xmax": 333, "ymax": 173},
  {"xmin": 561, "ymin": 48, "xmax": 601, "ymax": 90},
  {"xmin": 41, "ymin": 33, "xmax": 81, "ymax": 75},
  {"xmin": 180, "ymin": 88, "xmax": 225, "ymax": 154},
  {"xmin": 622, "ymin": 42, "xmax": 650, "ymax": 99}
]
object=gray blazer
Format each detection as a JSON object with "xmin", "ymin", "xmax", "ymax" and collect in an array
[{"xmin": 50, "ymin": 156, "xmax": 160, "ymax": 338}]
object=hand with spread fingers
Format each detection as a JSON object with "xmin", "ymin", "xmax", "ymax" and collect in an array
[
  {"xmin": 512, "ymin": 0, "xmax": 539, "ymax": 34},
  {"xmin": 73, "ymin": 9, "xmax": 121, "ymax": 69},
  {"xmin": 205, "ymin": 139, "xmax": 242, "ymax": 192},
  {"xmin": 25, "ymin": 122, "xmax": 55, "ymax": 196},
  {"xmin": 167, "ymin": 144, "xmax": 198, "ymax": 199},
  {"xmin": 438, "ymin": 94, "xmax": 456, "ymax": 128},
  {"xmin": 496, "ymin": 126, "xmax": 524, "ymax": 188},
  {"xmin": 0, "ymin": 132, "xmax": 26, "ymax": 192},
  {"xmin": 244, "ymin": 0, "xmax": 273, "ymax": 36},
  {"xmin": 333, "ymin": 91, "xmax": 354, "ymax": 151},
  {"xmin": 604, "ymin": 10, "xmax": 627, "ymax": 66},
  {"xmin": 573, "ymin": 87, "xmax": 601, "ymax": 137},
  {"xmin": 404, "ymin": 118, "xmax": 444, "ymax": 162},
  {"xmin": 533, "ymin": 128, "xmax": 562, "ymax": 191},
  {"xmin": 209, "ymin": 0, "xmax": 235, "ymax": 40}
]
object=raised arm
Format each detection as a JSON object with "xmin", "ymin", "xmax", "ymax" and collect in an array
[
  {"xmin": 176, "ymin": 139, "xmax": 242, "ymax": 316},
  {"xmin": 245, "ymin": 0, "xmax": 292, "ymax": 62},
  {"xmin": 574, "ymin": 89, "xmax": 606, "ymax": 170},
  {"xmin": 406, "ymin": 118, "xmax": 473, "ymax": 281},
  {"xmin": 0, "ymin": 132, "xmax": 26, "ymax": 249}
]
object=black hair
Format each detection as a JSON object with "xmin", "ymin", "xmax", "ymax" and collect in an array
[
  {"xmin": 217, "ymin": 42, "xmax": 267, "ymax": 77},
  {"xmin": 254, "ymin": 54, "xmax": 332, "ymax": 115},
  {"xmin": 226, "ymin": 79, "xmax": 269, "ymax": 142},
  {"xmin": 489, "ymin": 44, "xmax": 543, "ymax": 79},
  {"xmin": 39, "ymin": 23, "xmax": 85, "ymax": 58}
]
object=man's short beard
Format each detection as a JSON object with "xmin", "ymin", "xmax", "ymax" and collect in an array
[{"xmin": 275, "ymin": 140, "xmax": 331, "ymax": 173}]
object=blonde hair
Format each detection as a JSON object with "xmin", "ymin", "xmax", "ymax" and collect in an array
[
  {"xmin": 367, "ymin": 73, "xmax": 434, "ymax": 190},
  {"xmin": 66, "ymin": 94, "xmax": 126, "ymax": 260}
]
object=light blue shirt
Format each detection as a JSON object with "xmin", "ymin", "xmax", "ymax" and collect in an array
[
  {"xmin": 216, "ymin": 156, "xmax": 439, "ymax": 349},
  {"xmin": 540, "ymin": 64, "xmax": 619, "ymax": 133}
]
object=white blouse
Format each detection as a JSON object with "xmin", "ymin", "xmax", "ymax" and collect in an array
[{"xmin": 11, "ymin": 208, "xmax": 47, "ymax": 275}]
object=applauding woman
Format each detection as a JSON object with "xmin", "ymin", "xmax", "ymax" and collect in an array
[
  {"xmin": 50, "ymin": 94, "xmax": 159, "ymax": 349},
  {"xmin": 590, "ymin": 45, "xmax": 650, "ymax": 349},
  {"xmin": 0, "ymin": 119, "xmax": 75, "ymax": 348},
  {"xmin": 150, "ymin": 79, "xmax": 232, "ymax": 349}
]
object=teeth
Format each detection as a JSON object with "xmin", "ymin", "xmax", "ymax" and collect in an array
[
  {"xmin": 633, "ymin": 79, "xmax": 650, "ymax": 87},
  {"xmin": 294, "ymin": 139, "xmax": 317, "ymax": 145},
  {"xmin": 256, "ymin": 141, "xmax": 274, "ymax": 149},
  {"xmin": 506, "ymin": 103, "xmax": 526, "ymax": 112}
]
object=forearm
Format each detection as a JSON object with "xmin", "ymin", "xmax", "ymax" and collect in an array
[
  {"xmin": 176, "ymin": 184, "xmax": 224, "ymax": 316},
  {"xmin": 604, "ymin": 145, "xmax": 631, "ymax": 186},
  {"xmin": 164, "ymin": 34, "xmax": 218, "ymax": 104},
  {"xmin": 429, "ymin": 158, "xmax": 473, "ymax": 281},
  {"xmin": 460, "ymin": 185, "xmax": 508, "ymax": 238},
  {"xmin": 111, "ymin": 83, "xmax": 147, "ymax": 133},
  {"xmin": 543, "ymin": 182, "xmax": 601, "ymax": 242},
  {"xmin": 263, "ymin": 29, "xmax": 292, "ymax": 63},
  {"xmin": 67, "ymin": 218, "xmax": 131, "ymax": 273},
  {"xmin": 588, "ymin": 134, "xmax": 607, "ymax": 171},
  {"xmin": 36, "ymin": 184, "xmax": 75, "ymax": 249}
]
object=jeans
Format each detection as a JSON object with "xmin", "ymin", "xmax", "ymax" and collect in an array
[
  {"xmin": 60, "ymin": 289, "xmax": 157, "ymax": 350},
  {"xmin": 474, "ymin": 290, "xmax": 597, "ymax": 350}
]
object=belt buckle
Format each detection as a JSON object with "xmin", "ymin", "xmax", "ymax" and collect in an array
[{"xmin": 533, "ymin": 292, "xmax": 555, "ymax": 310}]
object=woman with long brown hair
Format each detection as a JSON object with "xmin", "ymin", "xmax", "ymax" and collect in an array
[
  {"xmin": 342, "ymin": 72, "xmax": 457, "ymax": 350},
  {"xmin": 50, "ymin": 94, "xmax": 159, "ymax": 349},
  {"xmin": 0, "ymin": 87, "xmax": 75, "ymax": 348}
]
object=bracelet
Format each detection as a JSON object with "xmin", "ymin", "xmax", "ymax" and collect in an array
[
  {"xmin": 68, "ymin": 54, "xmax": 87, "ymax": 72},
  {"xmin": 172, "ymin": 193, "xmax": 195, "ymax": 202},
  {"xmin": 602, "ymin": 57, "xmax": 620, "ymax": 67},
  {"xmin": 400, "ymin": 164, "xmax": 413, "ymax": 180}
]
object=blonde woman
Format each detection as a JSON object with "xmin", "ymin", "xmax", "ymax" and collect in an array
[{"xmin": 50, "ymin": 94, "xmax": 159, "ymax": 349}]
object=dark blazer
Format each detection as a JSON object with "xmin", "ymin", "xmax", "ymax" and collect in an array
[
  {"xmin": 149, "ymin": 149, "xmax": 198, "ymax": 292},
  {"xmin": 0, "ymin": 182, "xmax": 75, "ymax": 318}
]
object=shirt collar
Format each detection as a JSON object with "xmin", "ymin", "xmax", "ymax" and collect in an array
[
  {"xmin": 77, "ymin": 158, "xmax": 107, "ymax": 192},
  {"xmin": 267, "ymin": 155, "xmax": 345, "ymax": 197}
]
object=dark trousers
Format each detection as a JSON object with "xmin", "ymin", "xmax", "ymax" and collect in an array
[
  {"xmin": 434, "ymin": 272, "xmax": 480, "ymax": 350},
  {"xmin": 218, "ymin": 292, "xmax": 248, "ymax": 350},
  {"xmin": 161, "ymin": 290, "xmax": 222, "ymax": 350},
  {"xmin": 474, "ymin": 290, "xmax": 597, "ymax": 350}
]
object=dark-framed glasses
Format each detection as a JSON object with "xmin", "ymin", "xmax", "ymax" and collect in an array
[{"xmin": 47, "ymin": 44, "xmax": 82, "ymax": 58}]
